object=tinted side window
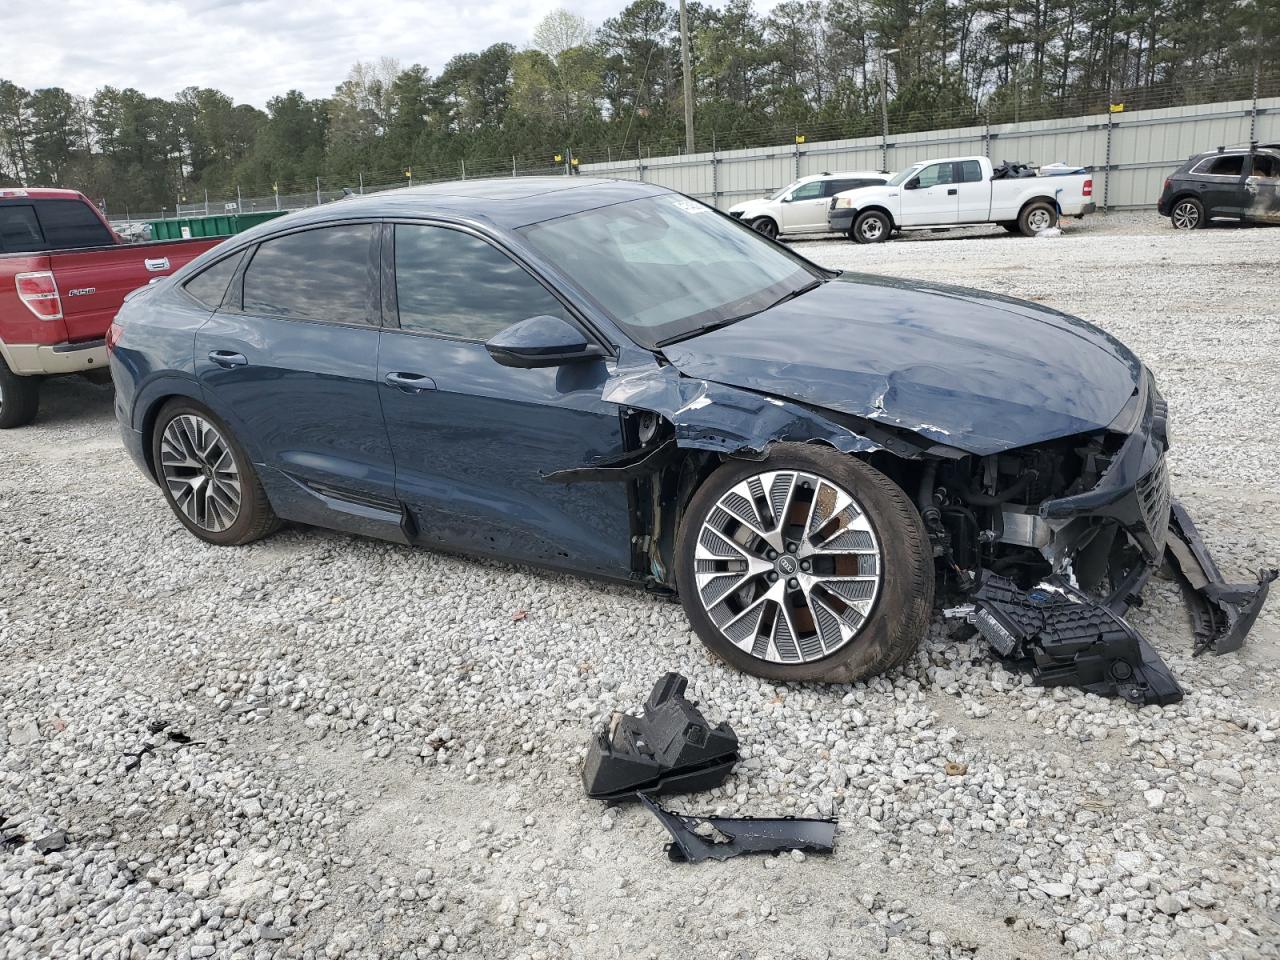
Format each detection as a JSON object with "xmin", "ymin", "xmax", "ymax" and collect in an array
[
  {"xmin": 790, "ymin": 181, "xmax": 824, "ymax": 201},
  {"xmin": 956, "ymin": 160, "xmax": 984, "ymax": 183},
  {"xmin": 394, "ymin": 225, "xmax": 568, "ymax": 340},
  {"xmin": 33, "ymin": 199, "xmax": 113, "ymax": 249},
  {"xmin": 0, "ymin": 204, "xmax": 44, "ymax": 252},
  {"xmin": 1208, "ymin": 155, "xmax": 1245, "ymax": 176},
  {"xmin": 1252, "ymin": 154, "xmax": 1280, "ymax": 179},
  {"xmin": 242, "ymin": 225, "xmax": 377, "ymax": 324},
  {"xmin": 183, "ymin": 251, "xmax": 246, "ymax": 309}
]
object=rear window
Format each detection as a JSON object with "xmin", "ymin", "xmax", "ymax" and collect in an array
[
  {"xmin": 183, "ymin": 251, "xmax": 246, "ymax": 309},
  {"xmin": 956, "ymin": 160, "xmax": 984, "ymax": 183},
  {"xmin": 0, "ymin": 204, "xmax": 43, "ymax": 253},
  {"xmin": 242, "ymin": 225, "xmax": 378, "ymax": 325},
  {"xmin": 33, "ymin": 199, "xmax": 113, "ymax": 249},
  {"xmin": 1205, "ymin": 155, "xmax": 1245, "ymax": 177}
]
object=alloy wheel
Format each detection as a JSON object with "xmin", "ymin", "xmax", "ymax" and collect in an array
[
  {"xmin": 694, "ymin": 469, "xmax": 883, "ymax": 664},
  {"xmin": 753, "ymin": 219, "xmax": 777, "ymax": 239},
  {"xmin": 159, "ymin": 414, "xmax": 242, "ymax": 532},
  {"xmin": 1172, "ymin": 201, "xmax": 1200, "ymax": 229}
]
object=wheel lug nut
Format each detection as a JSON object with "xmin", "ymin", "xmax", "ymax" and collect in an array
[
  {"xmin": 768, "ymin": 572, "xmax": 778, "ymax": 582},
  {"xmin": 800, "ymin": 560, "xmax": 810, "ymax": 571},
  {"xmin": 787, "ymin": 578, "xmax": 799, "ymax": 589},
  {"xmin": 766, "ymin": 550, "xmax": 777, "ymax": 560},
  {"xmin": 786, "ymin": 543, "xmax": 797, "ymax": 553}
]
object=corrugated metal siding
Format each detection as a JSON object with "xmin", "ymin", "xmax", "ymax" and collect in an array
[{"xmin": 582, "ymin": 96, "xmax": 1280, "ymax": 212}]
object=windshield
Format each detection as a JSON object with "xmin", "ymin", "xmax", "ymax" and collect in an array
[
  {"xmin": 886, "ymin": 164, "xmax": 925, "ymax": 187},
  {"xmin": 518, "ymin": 195, "xmax": 819, "ymax": 348}
]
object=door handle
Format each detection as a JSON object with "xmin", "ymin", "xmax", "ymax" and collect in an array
[
  {"xmin": 145, "ymin": 257, "xmax": 171, "ymax": 272},
  {"xmin": 947, "ymin": 188, "xmax": 958, "ymax": 195},
  {"xmin": 208, "ymin": 350, "xmax": 248, "ymax": 368},
  {"xmin": 385, "ymin": 371, "xmax": 437, "ymax": 394}
]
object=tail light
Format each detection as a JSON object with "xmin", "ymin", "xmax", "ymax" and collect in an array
[
  {"xmin": 106, "ymin": 320, "xmax": 124, "ymax": 353},
  {"xmin": 15, "ymin": 271, "xmax": 63, "ymax": 320},
  {"xmin": 1083, "ymin": 178, "xmax": 1093, "ymax": 198}
]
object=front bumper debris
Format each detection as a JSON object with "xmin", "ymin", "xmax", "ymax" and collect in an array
[
  {"xmin": 1166, "ymin": 500, "xmax": 1277, "ymax": 656},
  {"xmin": 638, "ymin": 793, "xmax": 837, "ymax": 863},
  {"xmin": 581, "ymin": 672, "xmax": 739, "ymax": 802},
  {"xmin": 959, "ymin": 572, "xmax": 1183, "ymax": 705}
]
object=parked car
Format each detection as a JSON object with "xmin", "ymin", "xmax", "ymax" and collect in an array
[
  {"xmin": 0, "ymin": 188, "xmax": 221, "ymax": 427},
  {"xmin": 110, "ymin": 176, "xmax": 1252, "ymax": 693},
  {"xmin": 828, "ymin": 156, "xmax": 1095, "ymax": 242},
  {"xmin": 727, "ymin": 171, "xmax": 887, "ymax": 238},
  {"xmin": 1156, "ymin": 143, "xmax": 1280, "ymax": 229}
]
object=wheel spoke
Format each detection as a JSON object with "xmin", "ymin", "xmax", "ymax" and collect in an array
[{"xmin": 160, "ymin": 414, "xmax": 242, "ymax": 534}]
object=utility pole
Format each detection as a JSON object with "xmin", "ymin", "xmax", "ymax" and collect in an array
[
  {"xmin": 679, "ymin": 0, "xmax": 695, "ymax": 153},
  {"xmin": 880, "ymin": 48, "xmax": 899, "ymax": 173}
]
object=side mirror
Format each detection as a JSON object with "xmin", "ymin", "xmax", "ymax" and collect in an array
[
  {"xmin": 904, "ymin": 177, "xmax": 921, "ymax": 190},
  {"xmin": 485, "ymin": 315, "xmax": 605, "ymax": 369}
]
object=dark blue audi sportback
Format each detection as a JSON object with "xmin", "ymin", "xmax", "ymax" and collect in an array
[{"xmin": 109, "ymin": 177, "xmax": 1269, "ymax": 695}]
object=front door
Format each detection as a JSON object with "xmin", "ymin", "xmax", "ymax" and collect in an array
[
  {"xmin": 378, "ymin": 222, "xmax": 633, "ymax": 577},
  {"xmin": 779, "ymin": 180, "xmax": 831, "ymax": 233},
  {"xmin": 898, "ymin": 162, "xmax": 960, "ymax": 226},
  {"xmin": 194, "ymin": 222, "xmax": 402, "ymax": 540},
  {"xmin": 1246, "ymin": 152, "xmax": 1280, "ymax": 223}
]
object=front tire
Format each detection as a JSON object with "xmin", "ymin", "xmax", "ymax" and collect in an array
[
  {"xmin": 1018, "ymin": 201, "xmax": 1058, "ymax": 236},
  {"xmin": 1170, "ymin": 197, "xmax": 1204, "ymax": 230},
  {"xmin": 674, "ymin": 444, "xmax": 933, "ymax": 683},
  {"xmin": 151, "ymin": 399, "xmax": 279, "ymax": 545},
  {"xmin": 751, "ymin": 217, "xmax": 779, "ymax": 240},
  {"xmin": 852, "ymin": 210, "xmax": 891, "ymax": 244},
  {"xmin": 0, "ymin": 359, "xmax": 40, "ymax": 429}
]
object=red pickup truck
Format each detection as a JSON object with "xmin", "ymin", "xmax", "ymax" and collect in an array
[{"xmin": 0, "ymin": 188, "xmax": 220, "ymax": 428}]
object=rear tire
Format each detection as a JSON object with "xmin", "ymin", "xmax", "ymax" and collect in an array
[
  {"xmin": 1170, "ymin": 197, "xmax": 1204, "ymax": 230},
  {"xmin": 852, "ymin": 210, "xmax": 891, "ymax": 244},
  {"xmin": 1018, "ymin": 201, "xmax": 1058, "ymax": 236},
  {"xmin": 0, "ymin": 359, "xmax": 40, "ymax": 429},
  {"xmin": 674, "ymin": 444, "xmax": 933, "ymax": 683},
  {"xmin": 151, "ymin": 399, "xmax": 280, "ymax": 546},
  {"xmin": 751, "ymin": 217, "xmax": 779, "ymax": 240}
]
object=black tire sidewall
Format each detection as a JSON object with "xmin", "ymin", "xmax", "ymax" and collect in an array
[
  {"xmin": 853, "ymin": 211, "xmax": 889, "ymax": 243},
  {"xmin": 753, "ymin": 217, "xmax": 778, "ymax": 239},
  {"xmin": 1171, "ymin": 198, "xmax": 1204, "ymax": 229},
  {"xmin": 1019, "ymin": 202, "xmax": 1058, "ymax": 236},
  {"xmin": 0, "ymin": 359, "xmax": 40, "ymax": 429},
  {"xmin": 151, "ymin": 399, "xmax": 268, "ymax": 546},
  {"xmin": 674, "ymin": 445, "xmax": 933, "ymax": 683}
]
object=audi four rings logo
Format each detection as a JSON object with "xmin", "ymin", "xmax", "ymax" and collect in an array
[{"xmin": 777, "ymin": 555, "xmax": 798, "ymax": 574}]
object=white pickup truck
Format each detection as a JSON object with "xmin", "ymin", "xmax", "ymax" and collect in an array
[{"xmin": 827, "ymin": 155, "xmax": 1095, "ymax": 243}]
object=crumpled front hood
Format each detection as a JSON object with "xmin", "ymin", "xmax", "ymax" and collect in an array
[{"xmin": 661, "ymin": 273, "xmax": 1143, "ymax": 456}]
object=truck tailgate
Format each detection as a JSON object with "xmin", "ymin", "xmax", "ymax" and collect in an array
[{"xmin": 50, "ymin": 238, "xmax": 220, "ymax": 341}]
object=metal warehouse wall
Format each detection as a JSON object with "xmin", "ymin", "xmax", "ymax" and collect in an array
[{"xmin": 582, "ymin": 96, "xmax": 1280, "ymax": 212}]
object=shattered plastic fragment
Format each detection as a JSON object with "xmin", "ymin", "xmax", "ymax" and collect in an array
[
  {"xmin": 638, "ymin": 793, "xmax": 837, "ymax": 863},
  {"xmin": 581, "ymin": 672, "xmax": 739, "ymax": 802}
]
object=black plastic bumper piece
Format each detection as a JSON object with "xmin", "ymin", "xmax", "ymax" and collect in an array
[
  {"xmin": 967, "ymin": 573, "xmax": 1183, "ymax": 706},
  {"xmin": 638, "ymin": 793, "xmax": 837, "ymax": 863},
  {"xmin": 1166, "ymin": 500, "xmax": 1277, "ymax": 656},
  {"xmin": 581, "ymin": 672, "xmax": 739, "ymax": 803}
]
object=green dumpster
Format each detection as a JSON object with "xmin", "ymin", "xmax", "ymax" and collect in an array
[{"xmin": 148, "ymin": 210, "xmax": 287, "ymax": 241}]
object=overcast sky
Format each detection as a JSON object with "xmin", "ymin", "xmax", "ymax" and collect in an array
[{"xmin": 1, "ymin": 0, "xmax": 775, "ymax": 107}]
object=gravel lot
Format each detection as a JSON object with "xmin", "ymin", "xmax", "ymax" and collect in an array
[{"xmin": 2, "ymin": 212, "xmax": 1278, "ymax": 960}]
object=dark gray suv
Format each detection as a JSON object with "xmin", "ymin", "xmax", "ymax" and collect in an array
[{"xmin": 1156, "ymin": 144, "xmax": 1280, "ymax": 229}]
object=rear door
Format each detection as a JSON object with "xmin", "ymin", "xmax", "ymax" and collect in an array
[
  {"xmin": 194, "ymin": 221, "xmax": 401, "ymax": 539},
  {"xmin": 952, "ymin": 160, "xmax": 990, "ymax": 222},
  {"xmin": 1195, "ymin": 153, "xmax": 1249, "ymax": 218},
  {"xmin": 779, "ymin": 180, "xmax": 831, "ymax": 232},
  {"xmin": 1245, "ymin": 152, "xmax": 1280, "ymax": 223},
  {"xmin": 378, "ymin": 221, "xmax": 632, "ymax": 576},
  {"xmin": 898, "ymin": 162, "xmax": 960, "ymax": 225}
]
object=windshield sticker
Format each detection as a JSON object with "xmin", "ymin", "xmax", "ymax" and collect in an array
[{"xmin": 667, "ymin": 197, "xmax": 709, "ymax": 215}]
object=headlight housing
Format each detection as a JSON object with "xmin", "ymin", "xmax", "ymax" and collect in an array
[{"xmin": 832, "ymin": 196, "xmax": 857, "ymax": 210}]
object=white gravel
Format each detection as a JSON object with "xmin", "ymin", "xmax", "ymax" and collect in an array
[{"xmin": 2, "ymin": 212, "xmax": 1278, "ymax": 960}]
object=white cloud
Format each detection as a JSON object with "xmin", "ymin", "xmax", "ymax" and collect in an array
[{"xmin": 0, "ymin": 0, "xmax": 653, "ymax": 106}]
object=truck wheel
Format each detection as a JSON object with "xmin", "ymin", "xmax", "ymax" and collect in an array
[
  {"xmin": 674, "ymin": 444, "xmax": 933, "ymax": 683},
  {"xmin": 151, "ymin": 399, "xmax": 280, "ymax": 546},
  {"xmin": 751, "ymin": 217, "xmax": 779, "ymax": 240},
  {"xmin": 1018, "ymin": 202, "xmax": 1058, "ymax": 236},
  {"xmin": 1170, "ymin": 198, "xmax": 1203, "ymax": 230},
  {"xmin": 0, "ymin": 359, "xmax": 40, "ymax": 429},
  {"xmin": 852, "ymin": 210, "xmax": 891, "ymax": 244}
]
